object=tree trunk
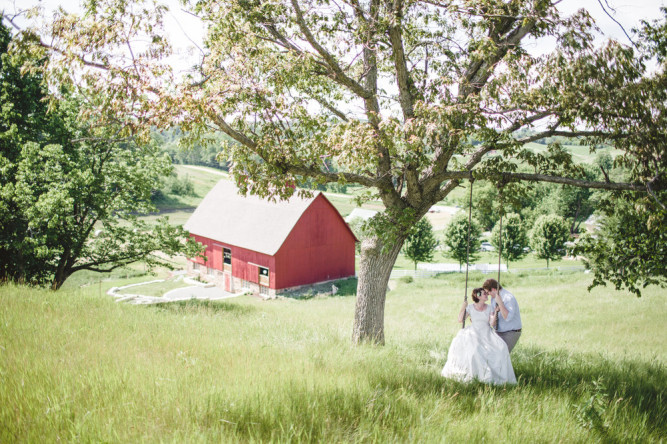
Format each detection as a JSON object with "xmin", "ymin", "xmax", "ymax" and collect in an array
[
  {"xmin": 51, "ymin": 249, "xmax": 72, "ymax": 290},
  {"xmin": 352, "ymin": 234, "xmax": 405, "ymax": 345}
]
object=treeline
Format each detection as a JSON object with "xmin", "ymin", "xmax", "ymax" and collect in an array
[
  {"xmin": 153, "ymin": 128, "xmax": 230, "ymax": 170},
  {"xmin": 512, "ymin": 128, "xmax": 612, "ymax": 147}
]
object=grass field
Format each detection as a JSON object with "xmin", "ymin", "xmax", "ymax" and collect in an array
[{"xmin": 1, "ymin": 271, "xmax": 664, "ymax": 442}]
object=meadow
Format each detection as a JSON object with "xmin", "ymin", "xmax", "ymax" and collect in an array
[{"xmin": 1, "ymin": 271, "xmax": 665, "ymax": 443}]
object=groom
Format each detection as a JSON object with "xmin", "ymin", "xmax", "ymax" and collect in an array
[{"xmin": 483, "ymin": 278, "xmax": 522, "ymax": 353}]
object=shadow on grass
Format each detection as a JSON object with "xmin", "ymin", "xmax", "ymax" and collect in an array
[
  {"xmin": 282, "ymin": 277, "xmax": 358, "ymax": 300},
  {"xmin": 192, "ymin": 345, "xmax": 665, "ymax": 442},
  {"xmin": 369, "ymin": 345, "xmax": 666, "ymax": 441},
  {"xmin": 147, "ymin": 298, "xmax": 256, "ymax": 316}
]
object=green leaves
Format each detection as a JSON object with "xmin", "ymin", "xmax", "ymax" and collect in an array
[
  {"xmin": 575, "ymin": 192, "xmax": 667, "ymax": 297},
  {"xmin": 0, "ymin": 24, "xmax": 202, "ymax": 289},
  {"xmin": 444, "ymin": 212, "xmax": 481, "ymax": 268},
  {"xmin": 490, "ymin": 212, "xmax": 528, "ymax": 269},
  {"xmin": 530, "ymin": 214, "xmax": 569, "ymax": 268},
  {"xmin": 403, "ymin": 217, "xmax": 439, "ymax": 270}
]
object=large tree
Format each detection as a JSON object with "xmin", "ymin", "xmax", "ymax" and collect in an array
[
  {"xmin": 0, "ymin": 21, "xmax": 202, "ymax": 290},
  {"xmin": 6, "ymin": 1, "xmax": 666, "ymax": 342}
]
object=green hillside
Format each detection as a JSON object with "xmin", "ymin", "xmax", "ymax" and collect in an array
[{"xmin": 1, "ymin": 272, "xmax": 664, "ymax": 442}]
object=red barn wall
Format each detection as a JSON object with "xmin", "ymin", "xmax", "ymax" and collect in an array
[
  {"xmin": 189, "ymin": 194, "xmax": 355, "ymax": 290},
  {"xmin": 273, "ymin": 195, "xmax": 356, "ymax": 289},
  {"xmin": 190, "ymin": 235, "xmax": 275, "ymax": 286}
]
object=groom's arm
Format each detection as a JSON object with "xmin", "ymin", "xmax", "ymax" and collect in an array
[{"xmin": 495, "ymin": 293, "xmax": 511, "ymax": 321}]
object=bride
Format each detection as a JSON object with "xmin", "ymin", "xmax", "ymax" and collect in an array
[{"xmin": 441, "ymin": 287, "xmax": 516, "ymax": 385}]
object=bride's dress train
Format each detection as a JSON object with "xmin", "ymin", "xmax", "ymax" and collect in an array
[{"xmin": 441, "ymin": 304, "xmax": 516, "ymax": 385}]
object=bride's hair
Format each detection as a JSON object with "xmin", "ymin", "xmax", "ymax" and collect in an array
[{"xmin": 471, "ymin": 287, "xmax": 483, "ymax": 303}]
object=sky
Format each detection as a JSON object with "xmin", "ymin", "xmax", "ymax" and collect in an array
[{"xmin": 1, "ymin": 0, "xmax": 665, "ymax": 74}]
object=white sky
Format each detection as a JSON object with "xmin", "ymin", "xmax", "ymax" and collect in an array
[{"xmin": 1, "ymin": 0, "xmax": 665, "ymax": 74}]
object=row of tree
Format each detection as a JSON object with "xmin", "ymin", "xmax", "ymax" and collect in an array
[
  {"xmin": 399, "ymin": 207, "xmax": 570, "ymax": 272},
  {"xmin": 441, "ymin": 212, "xmax": 569, "ymax": 269}
]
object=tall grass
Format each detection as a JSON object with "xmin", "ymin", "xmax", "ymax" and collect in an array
[{"xmin": 1, "ymin": 272, "xmax": 665, "ymax": 442}]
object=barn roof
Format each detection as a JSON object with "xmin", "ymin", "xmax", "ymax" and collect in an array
[
  {"xmin": 184, "ymin": 180, "xmax": 322, "ymax": 256},
  {"xmin": 345, "ymin": 208, "xmax": 378, "ymax": 223}
]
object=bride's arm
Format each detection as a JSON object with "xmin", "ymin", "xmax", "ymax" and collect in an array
[
  {"xmin": 458, "ymin": 301, "xmax": 469, "ymax": 324},
  {"xmin": 489, "ymin": 306, "xmax": 499, "ymax": 328}
]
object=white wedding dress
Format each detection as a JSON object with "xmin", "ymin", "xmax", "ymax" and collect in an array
[{"xmin": 441, "ymin": 304, "xmax": 516, "ymax": 385}]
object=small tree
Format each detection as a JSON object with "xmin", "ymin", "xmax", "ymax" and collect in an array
[
  {"xmin": 444, "ymin": 213, "xmax": 481, "ymax": 271},
  {"xmin": 530, "ymin": 215, "xmax": 569, "ymax": 269},
  {"xmin": 403, "ymin": 218, "xmax": 439, "ymax": 270},
  {"xmin": 490, "ymin": 213, "xmax": 528, "ymax": 270}
]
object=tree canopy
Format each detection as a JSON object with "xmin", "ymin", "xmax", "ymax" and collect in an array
[
  {"xmin": 403, "ymin": 217, "xmax": 438, "ymax": 270},
  {"xmin": 0, "ymin": 21, "xmax": 202, "ymax": 290},
  {"xmin": 444, "ymin": 213, "xmax": 481, "ymax": 270},
  {"xmin": 5, "ymin": 0, "xmax": 666, "ymax": 342},
  {"xmin": 530, "ymin": 214, "xmax": 569, "ymax": 269},
  {"xmin": 490, "ymin": 213, "xmax": 528, "ymax": 269}
]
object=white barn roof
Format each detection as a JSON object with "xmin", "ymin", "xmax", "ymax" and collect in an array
[
  {"xmin": 345, "ymin": 208, "xmax": 378, "ymax": 223},
  {"xmin": 184, "ymin": 180, "xmax": 319, "ymax": 256}
]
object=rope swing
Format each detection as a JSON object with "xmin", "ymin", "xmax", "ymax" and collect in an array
[
  {"xmin": 494, "ymin": 179, "xmax": 506, "ymax": 329},
  {"xmin": 460, "ymin": 174, "xmax": 506, "ymax": 330},
  {"xmin": 462, "ymin": 178, "xmax": 474, "ymax": 329}
]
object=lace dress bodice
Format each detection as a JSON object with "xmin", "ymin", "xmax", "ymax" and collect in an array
[{"xmin": 467, "ymin": 304, "xmax": 492, "ymax": 330}]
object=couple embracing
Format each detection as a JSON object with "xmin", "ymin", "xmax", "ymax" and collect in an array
[{"xmin": 441, "ymin": 278, "xmax": 521, "ymax": 385}]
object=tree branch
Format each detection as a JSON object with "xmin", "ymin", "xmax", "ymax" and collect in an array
[
  {"xmin": 388, "ymin": 0, "xmax": 415, "ymax": 120},
  {"xmin": 290, "ymin": 0, "xmax": 371, "ymax": 99}
]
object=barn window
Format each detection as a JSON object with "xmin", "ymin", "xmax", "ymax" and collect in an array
[
  {"xmin": 193, "ymin": 262, "xmax": 200, "ymax": 271},
  {"xmin": 223, "ymin": 248, "xmax": 232, "ymax": 272},
  {"xmin": 258, "ymin": 266, "xmax": 269, "ymax": 287}
]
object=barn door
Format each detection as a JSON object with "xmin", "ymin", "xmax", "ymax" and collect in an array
[{"xmin": 258, "ymin": 266, "xmax": 269, "ymax": 296}]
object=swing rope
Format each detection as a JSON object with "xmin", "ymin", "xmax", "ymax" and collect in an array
[
  {"xmin": 462, "ymin": 178, "xmax": 474, "ymax": 329},
  {"xmin": 494, "ymin": 179, "xmax": 506, "ymax": 329}
]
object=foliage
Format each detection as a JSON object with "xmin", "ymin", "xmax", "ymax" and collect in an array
[
  {"xmin": 575, "ymin": 192, "xmax": 667, "ymax": 297},
  {"xmin": 155, "ymin": 128, "xmax": 229, "ymax": 170},
  {"xmin": 151, "ymin": 171, "xmax": 196, "ymax": 203},
  {"xmin": 490, "ymin": 213, "xmax": 529, "ymax": 269},
  {"xmin": 530, "ymin": 214, "xmax": 570, "ymax": 268},
  {"xmin": 551, "ymin": 165, "xmax": 599, "ymax": 234},
  {"xmin": 9, "ymin": 1, "xmax": 667, "ymax": 342},
  {"xmin": 0, "ymin": 24, "xmax": 202, "ymax": 289},
  {"xmin": 403, "ymin": 217, "xmax": 439, "ymax": 270},
  {"xmin": 444, "ymin": 213, "xmax": 481, "ymax": 269},
  {"xmin": 0, "ymin": 21, "xmax": 70, "ymax": 283}
]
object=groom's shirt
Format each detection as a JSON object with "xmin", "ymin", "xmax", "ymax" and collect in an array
[{"xmin": 492, "ymin": 288, "xmax": 522, "ymax": 332}]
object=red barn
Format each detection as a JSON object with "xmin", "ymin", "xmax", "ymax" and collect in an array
[{"xmin": 184, "ymin": 180, "xmax": 356, "ymax": 297}]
